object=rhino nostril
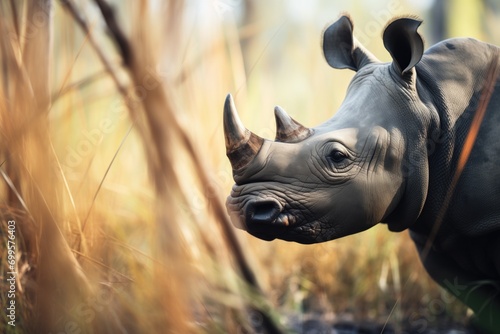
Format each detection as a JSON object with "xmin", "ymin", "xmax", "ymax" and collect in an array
[{"xmin": 246, "ymin": 200, "xmax": 282, "ymax": 224}]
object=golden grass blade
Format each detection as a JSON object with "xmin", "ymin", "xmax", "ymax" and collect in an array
[
  {"xmin": 48, "ymin": 139, "xmax": 86, "ymax": 252},
  {"xmin": 71, "ymin": 249, "xmax": 134, "ymax": 283},
  {"xmin": 79, "ymin": 123, "xmax": 134, "ymax": 238},
  {"xmin": 52, "ymin": 70, "xmax": 108, "ymax": 102},
  {"xmin": 235, "ymin": 19, "xmax": 286, "ymax": 95},
  {"xmin": 0, "ymin": 166, "xmax": 32, "ymax": 218},
  {"xmin": 51, "ymin": 31, "xmax": 92, "ymax": 103},
  {"xmin": 8, "ymin": 0, "xmax": 21, "ymax": 39},
  {"xmin": 59, "ymin": 0, "xmax": 129, "ymax": 97},
  {"xmin": 22, "ymin": 0, "xmax": 52, "ymax": 113}
]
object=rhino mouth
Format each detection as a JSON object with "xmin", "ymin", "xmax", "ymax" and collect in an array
[
  {"xmin": 245, "ymin": 217, "xmax": 325, "ymax": 244},
  {"xmin": 244, "ymin": 200, "xmax": 299, "ymax": 227},
  {"xmin": 226, "ymin": 195, "xmax": 323, "ymax": 243},
  {"xmin": 245, "ymin": 212, "xmax": 299, "ymax": 240}
]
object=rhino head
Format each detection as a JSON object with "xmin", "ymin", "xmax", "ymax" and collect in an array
[{"xmin": 224, "ymin": 15, "xmax": 431, "ymax": 244}]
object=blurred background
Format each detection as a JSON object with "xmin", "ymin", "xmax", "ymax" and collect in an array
[{"xmin": 1, "ymin": 0, "xmax": 499, "ymax": 333}]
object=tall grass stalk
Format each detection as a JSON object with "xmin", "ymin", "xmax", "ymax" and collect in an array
[{"xmin": 1, "ymin": 1, "xmax": 93, "ymax": 332}]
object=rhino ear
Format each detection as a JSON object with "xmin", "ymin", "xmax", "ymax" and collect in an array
[
  {"xmin": 323, "ymin": 15, "xmax": 378, "ymax": 71},
  {"xmin": 383, "ymin": 17, "xmax": 424, "ymax": 75}
]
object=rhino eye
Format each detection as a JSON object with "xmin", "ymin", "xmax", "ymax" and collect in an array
[{"xmin": 328, "ymin": 150, "xmax": 347, "ymax": 163}]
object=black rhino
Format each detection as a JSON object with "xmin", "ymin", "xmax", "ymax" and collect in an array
[{"xmin": 224, "ymin": 15, "xmax": 500, "ymax": 331}]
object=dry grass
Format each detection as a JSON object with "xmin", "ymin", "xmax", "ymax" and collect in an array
[{"xmin": 0, "ymin": 1, "xmax": 473, "ymax": 333}]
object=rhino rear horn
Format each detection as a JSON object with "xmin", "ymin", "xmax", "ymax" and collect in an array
[
  {"xmin": 274, "ymin": 106, "xmax": 313, "ymax": 143},
  {"xmin": 323, "ymin": 15, "xmax": 379, "ymax": 71},
  {"xmin": 383, "ymin": 17, "xmax": 424, "ymax": 75},
  {"xmin": 223, "ymin": 94, "xmax": 264, "ymax": 171}
]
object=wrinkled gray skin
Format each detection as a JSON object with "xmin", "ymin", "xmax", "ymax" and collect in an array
[{"xmin": 224, "ymin": 15, "xmax": 500, "ymax": 329}]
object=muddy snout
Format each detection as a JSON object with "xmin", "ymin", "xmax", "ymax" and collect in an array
[{"xmin": 245, "ymin": 199, "xmax": 282, "ymax": 225}]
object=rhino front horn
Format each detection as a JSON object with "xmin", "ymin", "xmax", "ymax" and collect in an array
[
  {"xmin": 224, "ymin": 94, "xmax": 264, "ymax": 171},
  {"xmin": 274, "ymin": 106, "xmax": 313, "ymax": 143}
]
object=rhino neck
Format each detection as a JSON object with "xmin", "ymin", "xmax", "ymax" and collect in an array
[
  {"xmin": 405, "ymin": 39, "xmax": 500, "ymax": 237},
  {"xmin": 382, "ymin": 84, "xmax": 439, "ymax": 232}
]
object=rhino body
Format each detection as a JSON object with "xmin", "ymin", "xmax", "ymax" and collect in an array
[{"xmin": 223, "ymin": 15, "xmax": 500, "ymax": 330}]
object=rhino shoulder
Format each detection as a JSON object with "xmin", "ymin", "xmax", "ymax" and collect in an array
[
  {"xmin": 426, "ymin": 37, "xmax": 496, "ymax": 54},
  {"xmin": 415, "ymin": 38, "xmax": 499, "ymax": 124},
  {"xmin": 419, "ymin": 37, "xmax": 499, "ymax": 74}
]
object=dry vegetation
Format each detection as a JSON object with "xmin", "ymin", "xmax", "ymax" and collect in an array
[{"xmin": 0, "ymin": 1, "xmax": 475, "ymax": 333}]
